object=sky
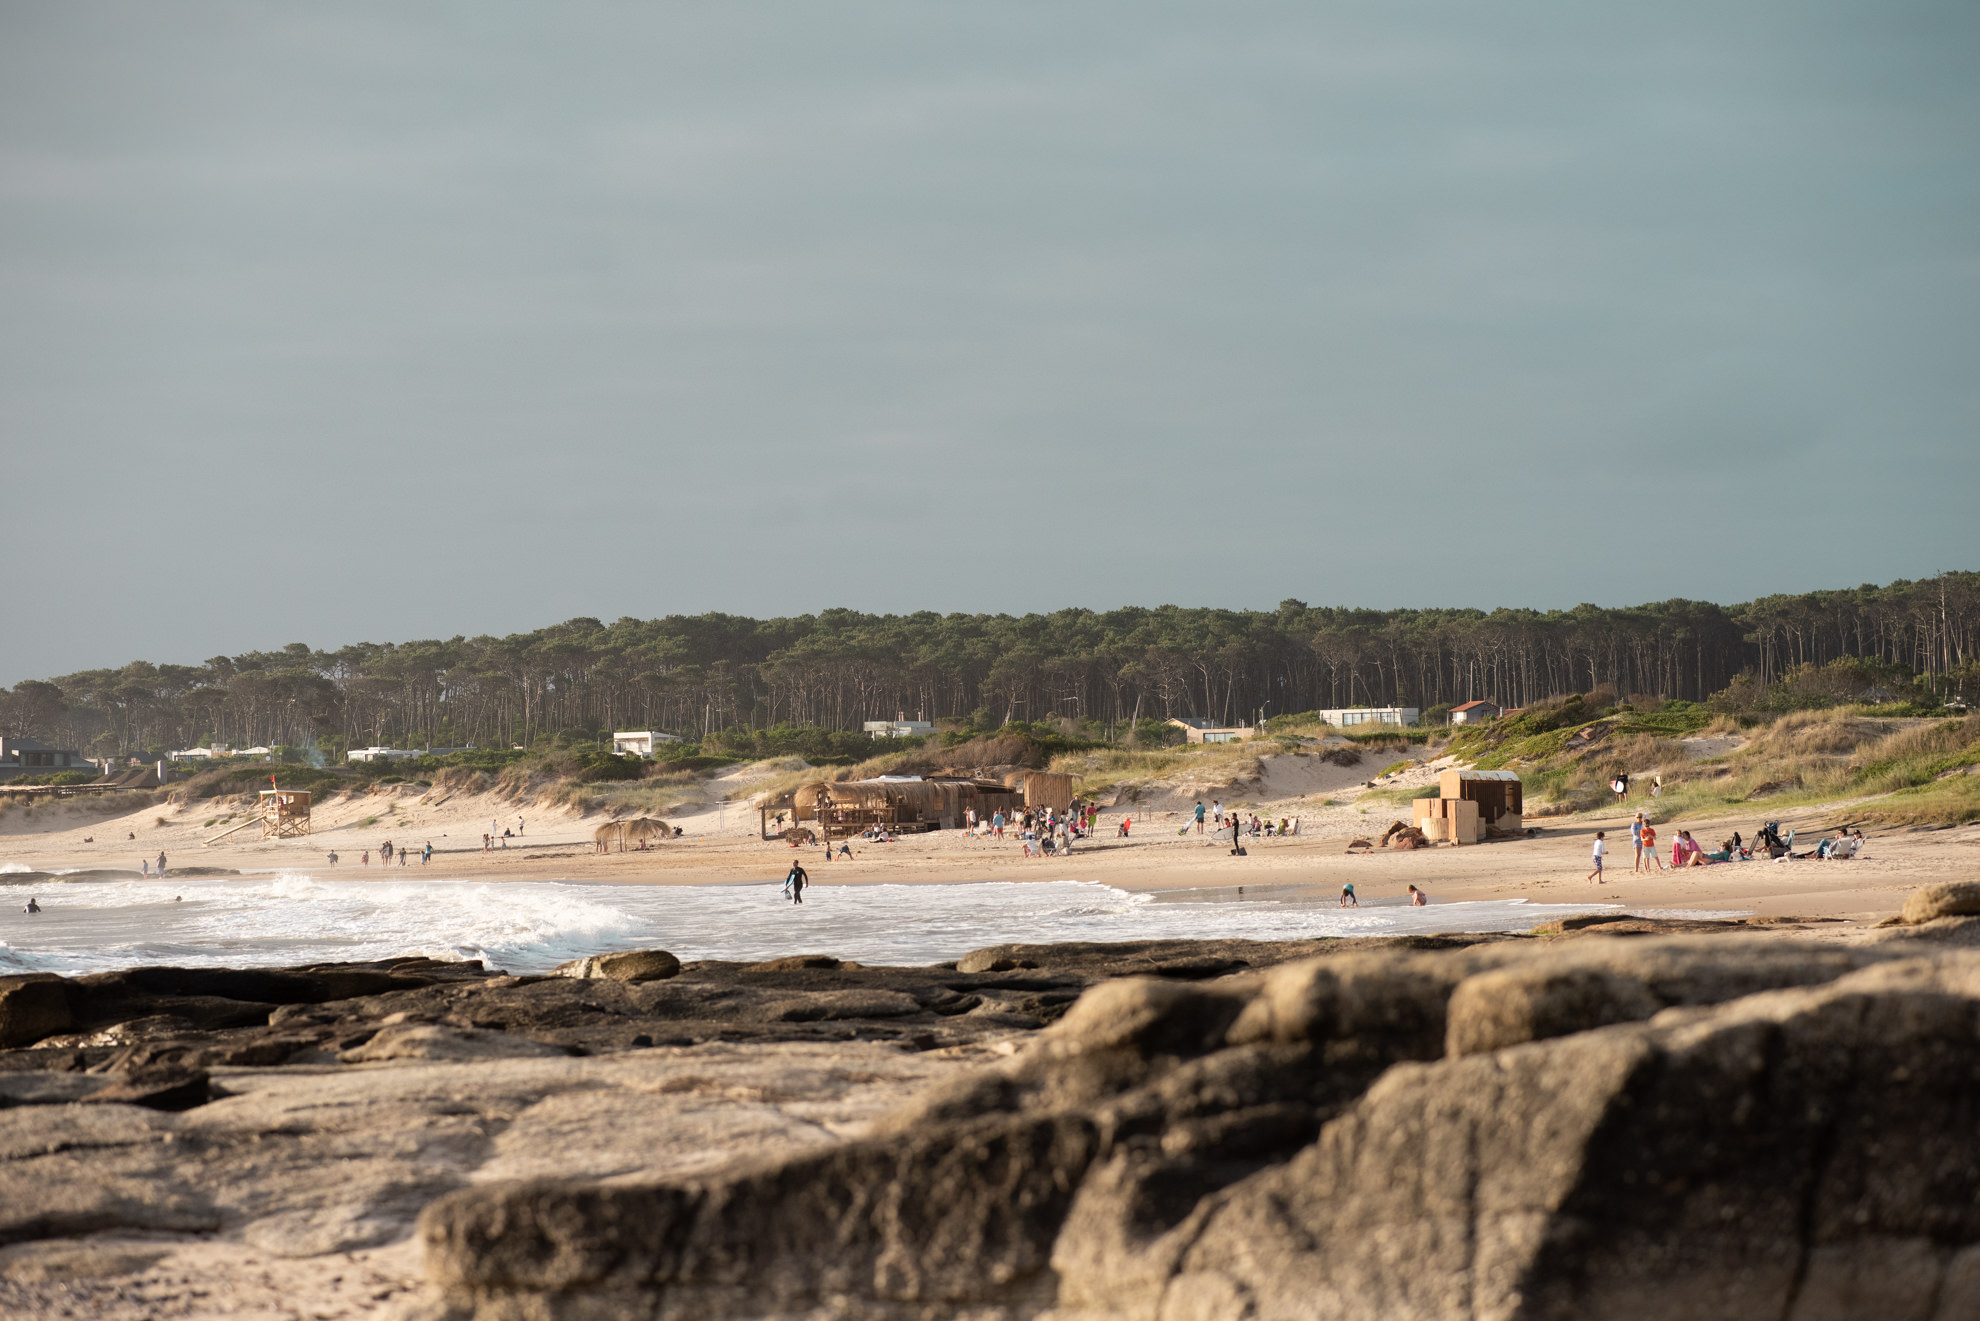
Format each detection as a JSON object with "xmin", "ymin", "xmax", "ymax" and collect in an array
[{"xmin": 3, "ymin": 1, "xmax": 1976, "ymax": 684}]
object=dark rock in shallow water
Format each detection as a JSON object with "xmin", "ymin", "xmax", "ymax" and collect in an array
[{"xmin": 416, "ymin": 937, "xmax": 1980, "ymax": 1321}]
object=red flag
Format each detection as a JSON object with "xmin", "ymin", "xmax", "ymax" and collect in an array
[{"xmin": 270, "ymin": 775, "xmax": 278, "ymax": 788}]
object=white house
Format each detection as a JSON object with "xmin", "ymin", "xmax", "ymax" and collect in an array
[
  {"xmin": 1314, "ymin": 706, "xmax": 1420, "ymax": 728},
  {"xmin": 1448, "ymin": 701, "xmax": 1502, "ymax": 725},
  {"xmin": 862, "ymin": 720, "xmax": 935, "ymax": 739},
  {"xmin": 346, "ymin": 746, "xmax": 421, "ymax": 763},
  {"xmin": 612, "ymin": 731, "xmax": 683, "ymax": 758},
  {"xmin": 1166, "ymin": 718, "xmax": 1253, "ymax": 744}
]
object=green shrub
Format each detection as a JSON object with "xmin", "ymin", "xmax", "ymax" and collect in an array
[{"xmin": 9, "ymin": 770, "xmax": 97, "ymax": 787}]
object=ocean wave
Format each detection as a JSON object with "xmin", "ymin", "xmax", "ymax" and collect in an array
[{"xmin": 0, "ymin": 876, "xmax": 1632, "ymax": 976}]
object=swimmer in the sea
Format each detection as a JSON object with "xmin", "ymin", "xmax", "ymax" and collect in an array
[{"xmin": 24, "ymin": 897, "xmax": 41, "ymax": 914}]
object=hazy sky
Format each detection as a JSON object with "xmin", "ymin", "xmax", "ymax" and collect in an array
[{"xmin": 4, "ymin": 2, "xmax": 1976, "ymax": 683}]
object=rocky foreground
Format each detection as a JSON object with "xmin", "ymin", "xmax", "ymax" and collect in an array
[{"xmin": 3, "ymin": 888, "xmax": 1980, "ymax": 1319}]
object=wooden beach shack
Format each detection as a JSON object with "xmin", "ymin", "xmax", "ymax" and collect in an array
[
  {"xmin": 783, "ymin": 776, "xmax": 1027, "ymax": 839},
  {"xmin": 1410, "ymin": 769, "xmax": 1522, "ymax": 845}
]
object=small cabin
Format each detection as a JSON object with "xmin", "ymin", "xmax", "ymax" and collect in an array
[
  {"xmin": 1448, "ymin": 701, "xmax": 1502, "ymax": 725},
  {"xmin": 1411, "ymin": 769, "xmax": 1523, "ymax": 844}
]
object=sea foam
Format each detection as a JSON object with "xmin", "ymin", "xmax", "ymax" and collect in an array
[{"xmin": 0, "ymin": 875, "xmax": 1643, "ymax": 976}]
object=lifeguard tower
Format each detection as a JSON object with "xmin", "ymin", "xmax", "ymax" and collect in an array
[
  {"xmin": 201, "ymin": 786, "xmax": 312, "ymax": 846},
  {"xmin": 260, "ymin": 788, "xmax": 311, "ymax": 838}
]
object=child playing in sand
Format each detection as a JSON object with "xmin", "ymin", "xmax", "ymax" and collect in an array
[{"xmin": 1587, "ymin": 831, "xmax": 1606, "ymax": 883}]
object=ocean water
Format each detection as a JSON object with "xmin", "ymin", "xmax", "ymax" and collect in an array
[{"xmin": 0, "ymin": 874, "xmax": 1643, "ymax": 976}]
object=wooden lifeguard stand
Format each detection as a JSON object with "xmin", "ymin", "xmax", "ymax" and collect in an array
[{"xmin": 259, "ymin": 788, "xmax": 311, "ymax": 838}]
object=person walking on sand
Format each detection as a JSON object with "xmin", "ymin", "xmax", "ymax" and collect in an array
[
  {"xmin": 422, "ymin": 841, "xmax": 432, "ymax": 864},
  {"xmin": 1587, "ymin": 831, "xmax": 1607, "ymax": 883},
  {"xmin": 1212, "ymin": 800, "xmax": 1223, "ymax": 829},
  {"xmin": 141, "ymin": 859, "xmax": 150, "ymax": 877},
  {"xmin": 1640, "ymin": 822, "xmax": 1665, "ymax": 871},
  {"xmin": 1631, "ymin": 813, "xmax": 1646, "ymax": 872},
  {"xmin": 156, "ymin": 851, "xmax": 167, "ymax": 879},
  {"xmin": 1340, "ymin": 882, "xmax": 1357, "ymax": 908},
  {"xmin": 784, "ymin": 860, "xmax": 809, "ymax": 905},
  {"xmin": 362, "ymin": 850, "xmax": 370, "ymax": 866},
  {"xmin": 517, "ymin": 815, "xmax": 525, "ymax": 837},
  {"xmin": 1194, "ymin": 801, "xmax": 1206, "ymax": 835}
]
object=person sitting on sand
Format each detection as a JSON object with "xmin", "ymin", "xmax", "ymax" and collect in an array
[
  {"xmin": 1408, "ymin": 884, "xmax": 1428, "ymax": 906},
  {"xmin": 1340, "ymin": 882, "xmax": 1357, "ymax": 908},
  {"xmin": 1587, "ymin": 831, "xmax": 1606, "ymax": 884}
]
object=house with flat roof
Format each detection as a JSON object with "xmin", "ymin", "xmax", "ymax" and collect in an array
[
  {"xmin": 1314, "ymin": 706, "xmax": 1420, "ymax": 728},
  {"xmin": 612, "ymin": 731, "xmax": 683, "ymax": 758},
  {"xmin": 0, "ymin": 735, "xmax": 94, "ymax": 782},
  {"xmin": 862, "ymin": 720, "xmax": 936, "ymax": 739},
  {"xmin": 1165, "ymin": 717, "xmax": 1254, "ymax": 744}
]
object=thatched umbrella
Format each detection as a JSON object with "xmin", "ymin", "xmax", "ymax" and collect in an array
[
  {"xmin": 624, "ymin": 817, "xmax": 669, "ymax": 850},
  {"xmin": 593, "ymin": 820, "xmax": 627, "ymax": 854}
]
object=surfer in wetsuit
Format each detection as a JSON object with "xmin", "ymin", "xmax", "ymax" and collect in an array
[
  {"xmin": 24, "ymin": 897, "xmax": 41, "ymax": 914},
  {"xmin": 784, "ymin": 861, "xmax": 809, "ymax": 905}
]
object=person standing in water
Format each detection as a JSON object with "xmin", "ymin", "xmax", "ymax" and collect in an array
[
  {"xmin": 156, "ymin": 851, "xmax": 167, "ymax": 879},
  {"xmin": 24, "ymin": 897, "xmax": 41, "ymax": 914},
  {"xmin": 784, "ymin": 860, "xmax": 809, "ymax": 904}
]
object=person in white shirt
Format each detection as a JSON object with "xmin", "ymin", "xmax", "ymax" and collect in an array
[{"xmin": 1587, "ymin": 831, "xmax": 1607, "ymax": 884}]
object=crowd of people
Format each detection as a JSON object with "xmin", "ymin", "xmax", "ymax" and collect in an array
[{"xmin": 1591, "ymin": 813, "xmax": 1866, "ymax": 882}]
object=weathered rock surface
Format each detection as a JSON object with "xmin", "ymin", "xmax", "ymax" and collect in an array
[
  {"xmin": 553, "ymin": 949, "xmax": 682, "ymax": 982},
  {"xmin": 1899, "ymin": 879, "xmax": 1980, "ymax": 925},
  {"xmin": 2, "ymin": 919, "xmax": 1960, "ymax": 1320},
  {"xmin": 417, "ymin": 929, "xmax": 1980, "ymax": 1321}
]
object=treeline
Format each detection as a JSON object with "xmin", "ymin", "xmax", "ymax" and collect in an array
[{"xmin": 3, "ymin": 573, "xmax": 1974, "ymax": 760}]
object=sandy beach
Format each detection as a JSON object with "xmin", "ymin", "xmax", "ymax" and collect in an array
[{"xmin": 5, "ymin": 768, "xmax": 1970, "ymax": 931}]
